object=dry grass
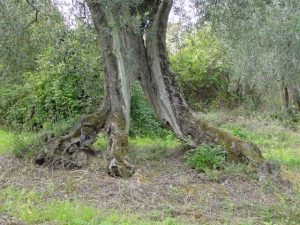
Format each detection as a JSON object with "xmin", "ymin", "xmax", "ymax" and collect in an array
[{"xmin": 0, "ymin": 148, "xmax": 299, "ymax": 225}]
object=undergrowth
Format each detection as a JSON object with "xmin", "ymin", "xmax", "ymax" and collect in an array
[
  {"xmin": 185, "ymin": 144, "xmax": 226, "ymax": 172},
  {"xmin": 198, "ymin": 111, "xmax": 300, "ymax": 170}
]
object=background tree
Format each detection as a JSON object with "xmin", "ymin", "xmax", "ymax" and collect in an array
[{"xmin": 196, "ymin": 0, "xmax": 300, "ymax": 112}]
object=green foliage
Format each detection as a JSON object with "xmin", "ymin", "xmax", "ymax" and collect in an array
[
  {"xmin": 0, "ymin": 129, "xmax": 15, "ymax": 155},
  {"xmin": 229, "ymin": 127, "xmax": 251, "ymax": 140},
  {"xmin": 130, "ymin": 83, "xmax": 169, "ymax": 137},
  {"xmin": 200, "ymin": 0, "xmax": 300, "ymax": 111},
  {"xmin": 0, "ymin": 25, "xmax": 103, "ymax": 131},
  {"xmin": 185, "ymin": 144, "xmax": 226, "ymax": 172},
  {"xmin": 0, "ymin": 1, "xmax": 64, "ymax": 78},
  {"xmin": 170, "ymin": 26, "xmax": 231, "ymax": 110},
  {"xmin": 12, "ymin": 133, "xmax": 44, "ymax": 158}
]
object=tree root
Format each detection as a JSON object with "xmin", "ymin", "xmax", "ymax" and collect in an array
[{"xmin": 35, "ymin": 110, "xmax": 108, "ymax": 169}]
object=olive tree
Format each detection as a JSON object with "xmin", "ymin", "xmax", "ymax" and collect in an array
[
  {"xmin": 197, "ymin": 0, "xmax": 300, "ymax": 112},
  {"xmin": 32, "ymin": 0, "xmax": 267, "ymax": 177}
]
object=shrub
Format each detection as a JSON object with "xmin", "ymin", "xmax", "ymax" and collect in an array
[
  {"xmin": 185, "ymin": 144, "xmax": 226, "ymax": 172},
  {"xmin": 130, "ymin": 83, "xmax": 168, "ymax": 137},
  {"xmin": 170, "ymin": 26, "xmax": 232, "ymax": 110},
  {"xmin": 0, "ymin": 26, "xmax": 104, "ymax": 131}
]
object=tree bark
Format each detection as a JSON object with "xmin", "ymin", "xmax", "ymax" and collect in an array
[
  {"xmin": 139, "ymin": 0, "xmax": 263, "ymax": 164},
  {"xmin": 283, "ymin": 86, "xmax": 290, "ymax": 112},
  {"xmin": 291, "ymin": 84, "xmax": 300, "ymax": 112},
  {"xmin": 37, "ymin": 0, "xmax": 266, "ymax": 177}
]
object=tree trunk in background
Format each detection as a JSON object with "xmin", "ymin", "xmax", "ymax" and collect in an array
[
  {"xmin": 37, "ymin": 0, "xmax": 266, "ymax": 177},
  {"xmin": 291, "ymin": 85, "xmax": 300, "ymax": 112},
  {"xmin": 283, "ymin": 86, "xmax": 290, "ymax": 113}
]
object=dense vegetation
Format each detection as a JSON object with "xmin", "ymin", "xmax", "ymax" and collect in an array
[
  {"xmin": 1, "ymin": 0, "xmax": 299, "ymax": 133},
  {"xmin": 0, "ymin": 0, "xmax": 299, "ymax": 224}
]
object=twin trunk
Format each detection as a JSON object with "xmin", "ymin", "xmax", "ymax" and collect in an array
[{"xmin": 37, "ymin": 0, "xmax": 265, "ymax": 177}]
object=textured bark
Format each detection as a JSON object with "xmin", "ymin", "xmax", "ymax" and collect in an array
[
  {"xmin": 282, "ymin": 84, "xmax": 300, "ymax": 113},
  {"xmin": 283, "ymin": 86, "xmax": 290, "ymax": 111},
  {"xmin": 291, "ymin": 85, "xmax": 300, "ymax": 111},
  {"xmin": 139, "ymin": 0, "xmax": 264, "ymax": 165},
  {"xmin": 37, "ymin": 0, "xmax": 267, "ymax": 177}
]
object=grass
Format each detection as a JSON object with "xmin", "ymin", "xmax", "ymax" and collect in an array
[
  {"xmin": 0, "ymin": 129, "xmax": 15, "ymax": 155},
  {"xmin": 0, "ymin": 187, "xmax": 183, "ymax": 225},
  {"xmin": 94, "ymin": 133, "xmax": 181, "ymax": 151},
  {"xmin": 93, "ymin": 133, "xmax": 182, "ymax": 163},
  {"xmin": 198, "ymin": 111, "xmax": 300, "ymax": 170},
  {"xmin": 0, "ymin": 129, "xmax": 42, "ymax": 157},
  {"xmin": 0, "ymin": 111, "xmax": 299, "ymax": 224},
  {"xmin": 185, "ymin": 144, "xmax": 226, "ymax": 172}
]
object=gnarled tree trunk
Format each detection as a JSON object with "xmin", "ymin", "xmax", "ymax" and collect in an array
[{"xmin": 37, "ymin": 0, "xmax": 266, "ymax": 177}]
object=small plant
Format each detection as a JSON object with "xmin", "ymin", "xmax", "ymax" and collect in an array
[
  {"xmin": 12, "ymin": 133, "xmax": 44, "ymax": 158},
  {"xmin": 185, "ymin": 144, "xmax": 226, "ymax": 172},
  {"xmin": 230, "ymin": 127, "xmax": 250, "ymax": 140}
]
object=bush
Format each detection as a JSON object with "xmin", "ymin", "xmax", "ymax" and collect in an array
[
  {"xmin": 185, "ymin": 144, "xmax": 226, "ymax": 172},
  {"xmin": 0, "ymin": 26, "xmax": 104, "ymax": 131},
  {"xmin": 170, "ymin": 26, "xmax": 232, "ymax": 110},
  {"xmin": 130, "ymin": 83, "xmax": 169, "ymax": 137}
]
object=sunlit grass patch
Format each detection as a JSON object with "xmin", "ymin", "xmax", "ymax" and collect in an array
[
  {"xmin": 129, "ymin": 134, "xmax": 181, "ymax": 149},
  {"xmin": 99, "ymin": 212, "xmax": 183, "ymax": 225},
  {"xmin": 198, "ymin": 112, "xmax": 300, "ymax": 170},
  {"xmin": 0, "ymin": 129, "xmax": 15, "ymax": 155},
  {"xmin": 0, "ymin": 129, "xmax": 42, "ymax": 157},
  {"xmin": 0, "ymin": 187, "xmax": 184, "ymax": 225},
  {"xmin": 264, "ymin": 147, "xmax": 300, "ymax": 169},
  {"xmin": 0, "ymin": 187, "xmax": 99, "ymax": 225},
  {"xmin": 93, "ymin": 134, "xmax": 182, "ymax": 164},
  {"xmin": 94, "ymin": 133, "xmax": 181, "ymax": 150}
]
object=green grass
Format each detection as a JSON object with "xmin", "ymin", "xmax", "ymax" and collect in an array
[
  {"xmin": 94, "ymin": 133, "xmax": 181, "ymax": 151},
  {"xmin": 198, "ymin": 111, "xmax": 300, "ymax": 170},
  {"xmin": 2, "ymin": 109, "xmax": 300, "ymax": 170},
  {"xmin": 0, "ymin": 187, "xmax": 183, "ymax": 225},
  {"xmin": 93, "ymin": 133, "xmax": 182, "ymax": 163},
  {"xmin": 0, "ymin": 129, "xmax": 15, "ymax": 155},
  {"xmin": 225, "ymin": 126, "xmax": 300, "ymax": 169},
  {"xmin": 0, "ymin": 129, "xmax": 43, "ymax": 157}
]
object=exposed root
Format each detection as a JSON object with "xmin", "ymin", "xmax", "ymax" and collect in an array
[
  {"xmin": 35, "ymin": 110, "xmax": 109, "ymax": 169},
  {"xmin": 108, "ymin": 157, "xmax": 135, "ymax": 178}
]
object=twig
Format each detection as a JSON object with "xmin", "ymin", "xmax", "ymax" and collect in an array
[{"xmin": 24, "ymin": 0, "xmax": 39, "ymax": 29}]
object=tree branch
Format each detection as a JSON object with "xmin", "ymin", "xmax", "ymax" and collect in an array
[{"xmin": 24, "ymin": 0, "xmax": 39, "ymax": 29}]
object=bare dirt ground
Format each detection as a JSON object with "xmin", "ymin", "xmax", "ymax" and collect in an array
[{"xmin": 0, "ymin": 148, "xmax": 299, "ymax": 225}]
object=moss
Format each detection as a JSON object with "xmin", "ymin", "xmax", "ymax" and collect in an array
[{"xmin": 196, "ymin": 119, "xmax": 264, "ymax": 164}]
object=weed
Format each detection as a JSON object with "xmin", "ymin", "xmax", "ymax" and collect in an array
[
  {"xmin": 185, "ymin": 144, "xmax": 226, "ymax": 172},
  {"xmin": 0, "ymin": 187, "xmax": 99, "ymax": 225}
]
